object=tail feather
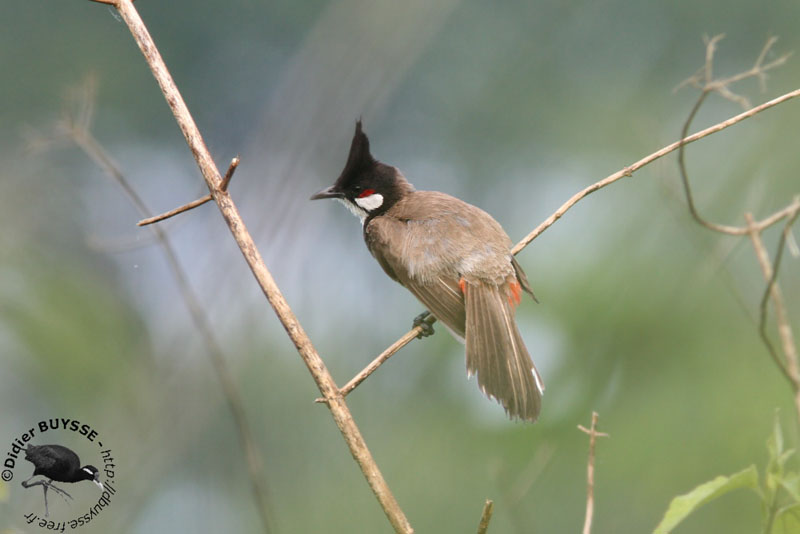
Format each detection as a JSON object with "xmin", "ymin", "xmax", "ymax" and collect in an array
[{"xmin": 464, "ymin": 282, "xmax": 543, "ymax": 421}]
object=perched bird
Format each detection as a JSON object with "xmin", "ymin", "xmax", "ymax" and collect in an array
[
  {"xmin": 22, "ymin": 444, "xmax": 103, "ymax": 517},
  {"xmin": 311, "ymin": 121, "xmax": 544, "ymax": 421}
]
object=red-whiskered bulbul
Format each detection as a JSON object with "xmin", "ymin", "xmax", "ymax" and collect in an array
[{"xmin": 311, "ymin": 121, "xmax": 543, "ymax": 421}]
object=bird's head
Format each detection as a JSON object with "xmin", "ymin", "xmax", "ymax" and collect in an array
[
  {"xmin": 311, "ymin": 120, "xmax": 413, "ymax": 222},
  {"xmin": 81, "ymin": 465, "xmax": 104, "ymax": 490}
]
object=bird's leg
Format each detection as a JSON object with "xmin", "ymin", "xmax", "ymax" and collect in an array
[
  {"xmin": 42, "ymin": 482, "xmax": 50, "ymax": 518},
  {"xmin": 412, "ymin": 311, "xmax": 435, "ymax": 339},
  {"xmin": 20, "ymin": 478, "xmax": 70, "ymax": 517},
  {"xmin": 45, "ymin": 481, "xmax": 73, "ymax": 502}
]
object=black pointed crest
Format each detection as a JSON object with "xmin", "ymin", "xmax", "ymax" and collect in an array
[{"xmin": 338, "ymin": 120, "xmax": 375, "ymax": 181}]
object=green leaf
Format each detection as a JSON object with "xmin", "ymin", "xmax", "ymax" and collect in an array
[
  {"xmin": 780, "ymin": 472, "xmax": 800, "ymax": 502},
  {"xmin": 768, "ymin": 413, "xmax": 785, "ymax": 462},
  {"xmin": 772, "ymin": 503, "xmax": 800, "ymax": 534},
  {"xmin": 653, "ymin": 466, "xmax": 759, "ymax": 534}
]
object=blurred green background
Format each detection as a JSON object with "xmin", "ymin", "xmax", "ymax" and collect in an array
[{"xmin": 2, "ymin": 1, "xmax": 799, "ymax": 532}]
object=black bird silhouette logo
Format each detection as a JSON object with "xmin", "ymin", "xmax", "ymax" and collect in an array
[{"xmin": 21, "ymin": 444, "xmax": 104, "ymax": 517}]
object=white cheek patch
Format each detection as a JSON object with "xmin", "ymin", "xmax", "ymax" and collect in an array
[{"xmin": 354, "ymin": 193, "xmax": 384, "ymax": 212}]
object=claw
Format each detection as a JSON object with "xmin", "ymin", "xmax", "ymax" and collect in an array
[{"xmin": 412, "ymin": 311, "xmax": 435, "ymax": 339}]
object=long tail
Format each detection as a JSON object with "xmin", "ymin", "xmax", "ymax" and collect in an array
[{"xmin": 464, "ymin": 281, "xmax": 543, "ymax": 421}]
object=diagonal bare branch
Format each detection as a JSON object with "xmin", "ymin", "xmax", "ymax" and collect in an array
[
  {"xmin": 86, "ymin": 1, "xmax": 414, "ymax": 532},
  {"xmin": 747, "ymin": 208, "xmax": 800, "ymax": 382},
  {"xmin": 336, "ymin": 83, "xmax": 800, "ymax": 398},
  {"xmin": 137, "ymin": 193, "xmax": 213, "ymax": 226},
  {"xmin": 44, "ymin": 80, "xmax": 276, "ymax": 534},
  {"xmin": 137, "ymin": 156, "xmax": 240, "ymax": 227}
]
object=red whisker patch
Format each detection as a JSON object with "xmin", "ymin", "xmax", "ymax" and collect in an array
[
  {"xmin": 357, "ymin": 188, "xmax": 376, "ymax": 198},
  {"xmin": 458, "ymin": 278, "xmax": 466, "ymax": 294},
  {"xmin": 508, "ymin": 280, "xmax": 522, "ymax": 307}
]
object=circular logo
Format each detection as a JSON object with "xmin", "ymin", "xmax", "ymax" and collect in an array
[{"xmin": 3, "ymin": 418, "xmax": 117, "ymax": 530}]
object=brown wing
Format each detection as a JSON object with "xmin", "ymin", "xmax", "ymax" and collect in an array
[
  {"xmin": 402, "ymin": 275, "xmax": 466, "ymax": 339},
  {"xmin": 366, "ymin": 213, "xmax": 466, "ymax": 337},
  {"xmin": 365, "ymin": 190, "xmax": 528, "ymax": 337}
]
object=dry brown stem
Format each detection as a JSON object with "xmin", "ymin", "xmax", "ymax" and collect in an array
[
  {"xmin": 476, "ymin": 499, "xmax": 494, "ymax": 534},
  {"xmin": 89, "ymin": 1, "xmax": 413, "ymax": 531},
  {"xmin": 49, "ymin": 80, "xmax": 275, "ymax": 534},
  {"xmin": 137, "ymin": 193, "xmax": 213, "ymax": 226},
  {"xmin": 578, "ymin": 412, "xmax": 608, "ymax": 534},
  {"xmin": 745, "ymin": 211, "xmax": 800, "ymax": 422},
  {"xmin": 676, "ymin": 37, "xmax": 800, "ymax": 426},
  {"xmin": 138, "ymin": 157, "xmax": 239, "ymax": 227},
  {"xmin": 336, "ymin": 79, "xmax": 800, "ymax": 399},
  {"xmin": 337, "ymin": 36, "xmax": 800, "ymax": 427}
]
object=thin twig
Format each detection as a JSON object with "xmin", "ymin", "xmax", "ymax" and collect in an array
[
  {"xmin": 335, "ymin": 84, "xmax": 800, "ymax": 398},
  {"xmin": 137, "ymin": 156, "xmax": 240, "ymax": 227},
  {"xmin": 220, "ymin": 156, "xmax": 240, "ymax": 191},
  {"xmin": 518, "ymin": 87, "xmax": 800, "ymax": 250},
  {"xmin": 745, "ymin": 211, "xmax": 800, "ymax": 425},
  {"xmin": 318, "ymin": 314, "xmax": 435, "ymax": 402},
  {"xmin": 91, "ymin": 1, "xmax": 413, "ymax": 532},
  {"xmin": 677, "ymin": 36, "xmax": 796, "ymax": 235},
  {"xmin": 476, "ymin": 499, "xmax": 494, "ymax": 534},
  {"xmin": 578, "ymin": 412, "xmax": 608, "ymax": 534},
  {"xmin": 137, "ymin": 193, "xmax": 212, "ymax": 226},
  {"xmin": 675, "ymin": 36, "xmax": 800, "ymax": 426},
  {"xmin": 753, "ymin": 207, "xmax": 800, "ymax": 386},
  {"xmin": 57, "ymin": 90, "xmax": 275, "ymax": 533},
  {"xmin": 676, "ymin": 35, "xmax": 791, "ymax": 109}
]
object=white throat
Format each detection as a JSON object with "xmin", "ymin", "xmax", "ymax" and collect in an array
[{"xmin": 336, "ymin": 198, "xmax": 367, "ymax": 223}]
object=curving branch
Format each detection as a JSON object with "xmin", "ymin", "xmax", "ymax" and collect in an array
[
  {"xmin": 746, "ymin": 211, "xmax": 800, "ymax": 417},
  {"xmin": 675, "ymin": 36, "xmax": 800, "ymax": 426},
  {"xmin": 336, "ymin": 81, "xmax": 800, "ymax": 399}
]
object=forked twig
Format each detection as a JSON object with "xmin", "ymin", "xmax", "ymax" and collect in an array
[
  {"xmin": 578, "ymin": 412, "xmax": 608, "ymax": 534},
  {"xmin": 745, "ymin": 211, "xmax": 800, "ymax": 420},
  {"xmin": 676, "ymin": 36, "xmax": 800, "ymax": 426},
  {"xmin": 676, "ymin": 35, "xmax": 791, "ymax": 109},
  {"xmin": 137, "ymin": 156, "xmax": 240, "ymax": 227}
]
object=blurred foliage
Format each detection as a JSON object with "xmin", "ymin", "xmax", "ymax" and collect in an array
[
  {"xmin": 1, "ymin": 0, "xmax": 800, "ymax": 533},
  {"xmin": 655, "ymin": 415, "xmax": 800, "ymax": 534}
]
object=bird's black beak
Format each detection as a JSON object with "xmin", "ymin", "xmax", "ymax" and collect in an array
[{"xmin": 310, "ymin": 185, "xmax": 344, "ymax": 200}]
